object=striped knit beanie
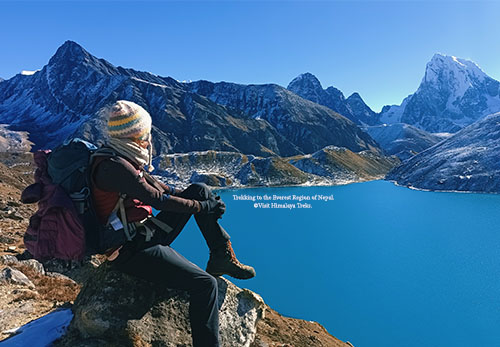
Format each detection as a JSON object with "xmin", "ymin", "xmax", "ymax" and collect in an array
[{"xmin": 106, "ymin": 100, "xmax": 152, "ymax": 141}]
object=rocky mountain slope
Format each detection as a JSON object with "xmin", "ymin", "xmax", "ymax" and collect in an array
[
  {"xmin": 0, "ymin": 152, "xmax": 36, "ymax": 253},
  {"xmin": 364, "ymin": 123, "xmax": 446, "ymax": 160},
  {"xmin": 155, "ymin": 146, "xmax": 398, "ymax": 188},
  {"xmin": 0, "ymin": 41, "xmax": 380, "ymax": 160},
  {"xmin": 187, "ymin": 78, "xmax": 380, "ymax": 154},
  {"xmin": 380, "ymin": 54, "xmax": 500, "ymax": 133},
  {"xmin": 387, "ymin": 112, "xmax": 500, "ymax": 193},
  {"xmin": 287, "ymin": 72, "xmax": 380, "ymax": 126},
  {"xmin": 0, "ymin": 41, "xmax": 295, "ymax": 157},
  {"xmin": 0, "ymin": 125, "xmax": 33, "ymax": 152}
]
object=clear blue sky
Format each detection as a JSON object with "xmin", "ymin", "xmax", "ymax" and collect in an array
[{"xmin": 1, "ymin": 1, "xmax": 499, "ymax": 112}]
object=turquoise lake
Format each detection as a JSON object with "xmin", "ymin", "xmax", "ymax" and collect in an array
[{"xmin": 170, "ymin": 180, "xmax": 500, "ymax": 347}]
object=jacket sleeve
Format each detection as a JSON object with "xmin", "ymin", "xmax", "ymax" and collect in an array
[
  {"xmin": 143, "ymin": 171, "xmax": 182, "ymax": 196},
  {"xmin": 157, "ymin": 180, "xmax": 183, "ymax": 196},
  {"xmin": 93, "ymin": 156, "xmax": 201, "ymax": 214}
]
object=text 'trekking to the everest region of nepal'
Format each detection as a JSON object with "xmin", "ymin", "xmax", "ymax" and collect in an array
[{"xmin": 231, "ymin": 193, "xmax": 334, "ymax": 209}]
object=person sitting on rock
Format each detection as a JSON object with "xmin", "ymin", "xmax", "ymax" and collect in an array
[{"xmin": 91, "ymin": 100, "xmax": 256, "ymax": 347}]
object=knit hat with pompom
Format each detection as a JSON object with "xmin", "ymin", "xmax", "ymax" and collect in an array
[{"xmin": 106, "ymin": 100, "xmax": 151, "ymax": 141}]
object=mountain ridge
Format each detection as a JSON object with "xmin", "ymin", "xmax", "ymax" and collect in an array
[
  {"xmin": 0, "ymin": 41, "xmax": 381, "ymax": 160},
  {"xmin": 287, "ymin": 72, "xmax": 380, "ymax": 126},
  {"xmin": 387, "ymin": 112, "xmax": 500, "ymax": 193}
]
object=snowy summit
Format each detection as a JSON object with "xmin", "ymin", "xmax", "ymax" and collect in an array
[{"xmin": 380, "ymin": 53, "xmax": 500, "ymax": 133}]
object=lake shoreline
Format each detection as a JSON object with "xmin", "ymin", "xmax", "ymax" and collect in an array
[
  {"xmin": 388, "ymin": 179, "xmax": 500, "ymax": 195},
  {"xmin": 191, "ymin": 176, "xmax": 500, "ymax": 196}
]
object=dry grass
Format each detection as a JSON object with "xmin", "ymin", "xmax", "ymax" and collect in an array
[
  {"xmin": 12, "ymin": 264, "xmax": 81, "ymax": 302},
  {"xmin": 252, "ymin": 306, "xmax": 350, "ymax": 347}
]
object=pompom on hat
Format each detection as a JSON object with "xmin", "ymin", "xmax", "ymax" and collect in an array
[{"xmin": 106, "ymin": 100, "xmax": 152, "ymax": 141}]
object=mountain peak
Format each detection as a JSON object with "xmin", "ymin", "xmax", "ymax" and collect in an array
[
  {"xmin": 49, "ymin": 40, "xmax": 88, "ymax": 63},
  {"xmin": 287, "ymin": 72, "xmax": 323, "ymax": 91},
  {"xmin": 424, "ymin": 53, "xmax": 487, "ymax": 85},
  {"xmin": 46, "ymin": 40, "xmax": 125, "ymax": 79},
  {"xmin": 381, "ymin": 54, "xmax": 500, "ymax": 133},
  {"xmin": 347, "ymin": 92, "xmax": 362, "ymax": 100}
]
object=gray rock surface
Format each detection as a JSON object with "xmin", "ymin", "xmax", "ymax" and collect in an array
[
  {"xmin": 19, "ymin": 259, "xmax": 45, "ymax": 276},
  {"xmin": 0, "ymin": 254, "xmax": 19, "ymax": 265},
  {"xmin": 59, "ymin": 263, "xmax": 265, "ymax": 347},
  {"xmin": 45, "ymin": 272, "xmax": 77, "ymax": 285},
  {"xmin": 0, "ymin": 266, "xmax": 35, "ymax": 288}
]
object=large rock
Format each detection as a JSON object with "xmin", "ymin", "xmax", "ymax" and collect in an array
[
  {"xmin": 0, "ymin": 266, "xmax": 35, "ymax": 288},
  {"xmin": 58, "ymin": 263, "xmax": 265, "ymax": 347}
]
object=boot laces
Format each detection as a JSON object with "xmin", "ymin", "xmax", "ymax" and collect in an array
[{"xmin": 225, "ymin": 241, "xmax": 240, "ymax": 264}]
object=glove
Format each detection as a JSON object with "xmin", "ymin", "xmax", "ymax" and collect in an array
[{"xmin": 199, "ymin": 195, "xmax": 226, "ymax": 218}]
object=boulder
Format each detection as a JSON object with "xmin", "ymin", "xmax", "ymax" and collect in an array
[
  {"xmin": 0, "ymin": 254, "xmax": 19, "ymax": 265},
  {"xmin": 0, "ymin": 266, "xmax": 35, "ymax": 288},
  {"xmin": 20, "ymin": 259, "xmax": 46, "ymax": 276},
  {"xmin": 58, "ymin": 263, "xmax": 265, "ymax": 347}
]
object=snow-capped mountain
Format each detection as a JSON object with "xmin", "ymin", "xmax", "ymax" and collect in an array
[
  {"xmin": 387, "ymin": 112, "xmax": 500, "ymax": 193},
  {"xmin": 287, "ymin": 73, "xmax": 380, "ymax": 126},
  {"xmin": 380, "ymin": 54, "xmax": 500, "ymax": 133},
  {"xmin": 364, "ymin": 123, "xmax": 446, "ymax": 160},
  {"xmin": 0, "ymin": 41, "xmax": 382, "ymax": 158}
]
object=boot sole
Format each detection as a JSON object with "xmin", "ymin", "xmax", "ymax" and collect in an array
[{"xmin": 206, "ymin": 270, "xmax": 255, "ymax": 280}]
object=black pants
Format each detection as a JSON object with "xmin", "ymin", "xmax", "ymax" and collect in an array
[{"xmin": 111, "ymin": 183, "xmax": 230, "ymax": 347}]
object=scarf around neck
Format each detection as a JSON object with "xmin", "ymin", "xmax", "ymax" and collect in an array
[{"xmin": 108, "ymin": 137, "xmax": 154, "ymax": 172}]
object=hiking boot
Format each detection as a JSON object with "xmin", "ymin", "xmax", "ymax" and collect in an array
[{"xmin": 206, "ymin": 240, "xmax": 256, "ymax": 279}]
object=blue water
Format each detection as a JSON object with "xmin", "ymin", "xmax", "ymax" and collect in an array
[{"xmin": 170, "ymin": 180, "xmax": 500, "ymax": 347}]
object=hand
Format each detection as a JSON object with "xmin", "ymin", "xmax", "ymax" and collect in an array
[
  {"xmin": 214, "ymin": 195, "xmax": 226, "ymax": 218},
  {"xmin": 200, "ymin": 195, "xmax": 226, "ymax": 218}
]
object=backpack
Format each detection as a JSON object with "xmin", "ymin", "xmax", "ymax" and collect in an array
[{"xmin": 21, "ymin": 138, "xmax": 130, "ymax": 261}]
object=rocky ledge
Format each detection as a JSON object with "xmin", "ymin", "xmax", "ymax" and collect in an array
[{"xmin": 53, "ymin": 263, "xmax": 349, "ymax": 347}]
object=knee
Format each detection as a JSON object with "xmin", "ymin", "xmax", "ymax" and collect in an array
[
  {"xmin": 193, "ymin": 272, "xmax": 218, "ymax": 296},
  {"xmin": 203, "ymin": 273, "xmax": 218, "ymax": 292},
  {"xmin": 182, "ymin": 182, "xmax": 212, "ymax": 200}
]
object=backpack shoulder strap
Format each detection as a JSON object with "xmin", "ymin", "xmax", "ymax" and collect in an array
[
  {"xmin": 88, "ymin": 147, "xmax": 118, "ymax": 185},
  {"xmin": 89, "ymin": 148, "xmax": 134, "ymax": 241},
  {"xmin": 91, "ymin": 147, "xmax": 117, "ymax": 160}
]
